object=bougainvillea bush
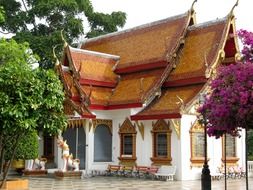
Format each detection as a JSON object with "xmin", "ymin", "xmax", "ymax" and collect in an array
[
  {"xmin": 238, "ymin": 29, "xmax": 253, "ymax": 62},
  {"xmin": 198, "ymin": 29, "xmax": 253, "ymax": 138},
  {"xmin": 198, "ymin": 62, "xmax": 253, "ymax": 138}
]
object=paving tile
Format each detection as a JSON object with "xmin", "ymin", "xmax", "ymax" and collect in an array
[{"xmin": 20, "ymin": 175, "xmax": 253, "ymax": 190}]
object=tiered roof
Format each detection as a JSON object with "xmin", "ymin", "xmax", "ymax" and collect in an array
[
  {"xmin": 58, "ymin": 7, "xmax": 240, "ymax": 120},
  {"xmin": 131, "ymin": 16, "xmax": 239, "ymax": 120}
]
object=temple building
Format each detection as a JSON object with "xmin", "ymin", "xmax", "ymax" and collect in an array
[{"xmin": 40, "ymin": 3, "xmax": 246, "ymax": 180}]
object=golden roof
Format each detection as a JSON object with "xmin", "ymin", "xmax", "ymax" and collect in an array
[
  {"xmin": 165, "ymin": 18, "xmax": 228, "ymax": 84},
  {"xmin": 80, "ymin": 85, "xmax": 113, "ymax": 106},
  {"xmin": 108, "ymin": 69, "xmax": 164, "ymax": 105},
  {"xmin": 82, "ymin": 13, "xmax": 191, "ymax": 72},
  {"xmin": 67, "ymin": 47, "xmax": 119, "ymax": 86},
  {"xmin": 58, "ymin": 10, "xmax": 238, "ymax": 116},
  {"xmin": 131, "ymin": 84, "xmax": 204, "ymax": 120}
]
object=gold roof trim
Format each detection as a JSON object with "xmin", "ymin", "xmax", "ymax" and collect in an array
[
  {"xmin": 207, "ymin": 15, "xmax": 240, "ymax": 79},
  {"xmin": 68, "ymin": 118, "xmax": 86, "ymax": 128},
  {"xmin": 228, "ymin": 0, "xmax": 239, "ymax": 19},
  {"xmin": 142, "ymin": 12, "xmax": 194, "ymax": 108},
  {"xmin": 61, "ymin": 29, "xmax": 68, "ymax": 48},
  {"xmin": 190, "ymin": 0, "xmax": 198, "ymax": 14}
]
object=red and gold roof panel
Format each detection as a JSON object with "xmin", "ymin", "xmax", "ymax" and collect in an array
[
  {"xmin": 108, "ymin": 69, "xmax": 164, "ymax": 106},
  {"xmin": 68, "ymin": 47, "xmax": 119, "ymax": 86},
  {"xmin": 131, "ymin": 84, "xmax": 204, "ymax": 120},
  {"xmin": 80, "ymin": 85, "xmax": 113, "ymax": 106},
  {"xmin": 82, "ymin": 13, "xmax": 190, "ymax": 72},
  {"xmin": 165, "ymin": 18, "xmax": 228, "ymax": 86}
]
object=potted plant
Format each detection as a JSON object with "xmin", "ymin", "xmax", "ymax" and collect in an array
[{"xmin": 4, "ymin": 130, "xmax": 39, "ymax": 173}]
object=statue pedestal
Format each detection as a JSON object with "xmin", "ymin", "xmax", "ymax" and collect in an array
[
  {"xmin": 54, "ymin": 171, "xmax": 82, "ymax": 179},
  {"xmin": 23, "ymin": 169, "xmax": 48, "ymax": 176}
]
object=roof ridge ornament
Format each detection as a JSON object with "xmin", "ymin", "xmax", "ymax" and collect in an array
[
  {"xmin": 190, "ymin": 0, "xmax": 198, "ymax": 14},
  {"xmin": 229, "ymin": 0, "xmax": 239, "ymax": 18},
  {"xmin": 53, "ymin": 45, "xmax": 60, "ymax": 66},
  {"xmin": 61, "ymin": 29, "xmax": 68, "ymax": 48},
  {"xmin": 176, "ymin": 95, "xmax": 186, "ymax": 114},
  {"xmin": 204, "ymin": 52, "xmax": 212, "ymax": 79}
]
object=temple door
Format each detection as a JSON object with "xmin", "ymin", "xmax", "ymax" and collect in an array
[{"xmin": 62, "ymin": 127, "xmax": 86, "ymax": 169}]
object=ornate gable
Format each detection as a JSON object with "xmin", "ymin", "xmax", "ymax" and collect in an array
[
  {"xmin": 190, "ymin": 120, "xmax": 204, "ymax": 133},
  {"xmin": 119, "ymin": 118, "xmax": 136, "ymax": 134},
  {"xmin": 152, "ymin": 119, "xmax": 171, "ymax": 132}
]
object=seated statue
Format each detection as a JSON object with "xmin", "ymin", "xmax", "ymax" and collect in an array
[
  {"xmin": 25, "ymin": 157, "xmax": 47, "ymax": 171},
  {"xmin": 57, "ymin": 137, "xmax": 80, "ymax": 172}
]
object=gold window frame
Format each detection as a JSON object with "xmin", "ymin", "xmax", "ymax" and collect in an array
[
  {"xmin": 151, "ymin": 119, "xmax": 172, "ymax": 166},
  {"xmin": 118, "ymin": 118, "xmax": 137, "ymax": 166},
  {"xmin": 189, "ymin": 120, "xmax": 205, "ymax": 168},
  {"xmin": 222, "ymin": 134, "xmax": 239, "ymax": 166}
]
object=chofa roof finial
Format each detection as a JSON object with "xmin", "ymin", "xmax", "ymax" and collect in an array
[
  {"xmin": 190, "ymin": 0, "xmax": 198, "ymax": 14},
  {"xmin": 61, "ymin": 29, "xmax": 68, "ymax": 48},
  {"xmin": 53, "ymin": 45, "xmax": 60, "ymax": 66},
  {"xmin": 229, "ymin": 0, "xmax": 239, "ymax": 18}
]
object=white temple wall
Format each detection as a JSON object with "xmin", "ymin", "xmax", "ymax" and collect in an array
[
  {"xmin": 135, "ymin": 120, "xmax": 153, "ymax": 166},
  {"xmin": 180, "ymin": 114, "xmax": 199, "ymax": 180},
  {"xmin": 54, "ymin": 108, "xmax": 246, "ymax": 180}
]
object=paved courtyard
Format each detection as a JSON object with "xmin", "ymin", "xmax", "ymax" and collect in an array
[{"xmin": 24, "ymin": 176, "xmax": 253, "ymax": 190}]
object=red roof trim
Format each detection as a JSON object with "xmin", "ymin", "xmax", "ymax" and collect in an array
[
  {"xmin": 115, "ymin": 60, "xmax": 167, "ymax": 74},
  {"xmin": 89, "ymin": 103, "xmax": 143, "ymax": 110},
  {"xmin": 163, "ymin": 76, "xmax": 207, "ymax": 87},
  {"xmin": 81, "ymin": 114, "xmax": 96, "ymax": 119},
  {"xmin": 71, "ymin": 96, "xmax": 80, "ymax": 101},
  {"xmin": 131, "ymin": 113, "xmax": 181, "ymax": 120},
  {"xmin": 79, "ymin": 78, "xmax": 116, "ymax": 88}
]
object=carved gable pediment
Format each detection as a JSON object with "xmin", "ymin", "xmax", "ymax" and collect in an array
[
  {"xmin": 190, "ymin": 120, "xmax": 204, "ymax": 133},
  {"xmin": 119, "ymin": 118, "xmax": 136, "ymax": 134},
  {"xmin": 152, "ymin": 119, "xmax": 171, "ymax": 132}
]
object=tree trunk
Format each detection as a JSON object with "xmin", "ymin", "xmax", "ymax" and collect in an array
[{"xmin": 0, "ymin": 134, "xmax": 21, "ymax": 189}]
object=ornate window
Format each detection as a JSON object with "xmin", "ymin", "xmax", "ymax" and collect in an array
[
  {"xmin": 190, "ymin": 120, "xmax": 205, "ymax": 167},
  {"xmin": 118, "ymin": 118, "xmax": 137, "ymax": 166},
  {"xmin": 151, "ymin": 120, "xmax": 172, "ymax": 165},
  {"xmin": 222, "ymin": 134, "xmax": 239, "ymax": 165}
]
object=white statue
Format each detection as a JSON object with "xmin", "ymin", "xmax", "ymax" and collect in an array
[
  {"xmin": 57, "ymin": 137, "xmax": 80, "ymax": 172},
  {"xmin": 25, "ymin": 158, "xmax": 47, "ymax": 171}
]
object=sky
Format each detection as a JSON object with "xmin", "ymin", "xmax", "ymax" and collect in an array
[{"xmin": 90, "ymin": 0, "xmax": 252, "ymax": 32}]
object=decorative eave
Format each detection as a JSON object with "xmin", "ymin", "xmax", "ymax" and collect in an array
[
  {"xmin": 163, "ymin": 76, "xmax": 207, "ymax": 87},
  {"xmin": 68, "ymin": 118, "xmax": 86, "ymax": 128},
  {"xmin": 139, "ymin": 10, "xmax": 196, "ymax": 108},
  {"xmin": 65, "ymin": 45, "xmax": 120, "ymax": 87},
  {"xmin": 131, "ymin": 113, "xmax": 181, "ymax": 121},
  {"xmin": 131, "ymin": 84, "xmax": 204, "ymax": 121},
  {"xmin": 89, "ymin": 103, "xmax": 143, "ymax": 110},
  {"xmin": 57, "ymin": 62, "xmax": 76, "ymax": 99},
  {"xmin": 65, "ymin": 98, "xmax": 96, "ymax": 119}
]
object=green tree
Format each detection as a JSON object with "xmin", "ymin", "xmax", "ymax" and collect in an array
[
  {"xmin": 5, "ymin": 130, "xmax": 39, "ymax": 161},
  {"xmin": 0, "ymin": 0, "xmax": 126, "ymax": 69},
  {"xmin": 0, "ymin": 6, "xmax": 4, "ymax": 23},
  {"xmin": 0, "ymin": 38, "xmax": 67, "ymax": 188}
]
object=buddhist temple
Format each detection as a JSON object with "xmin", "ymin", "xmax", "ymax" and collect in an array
[{"xmin": 40, "ymin": 2, "xmax": 246, "ymax": 180}]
